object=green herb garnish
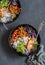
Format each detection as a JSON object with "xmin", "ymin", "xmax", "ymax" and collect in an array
[
  {"xmin": 33, "ymin": 43, "xmax": 39, "ymax": 50},
  {"xmin": 11, "ymin": 15, "xmax": 16, "ymax": 19}
]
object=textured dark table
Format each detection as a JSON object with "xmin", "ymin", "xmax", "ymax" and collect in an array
[{"xmin": 0, "ymin": 0, "xmax": 45, "ymax": 65}]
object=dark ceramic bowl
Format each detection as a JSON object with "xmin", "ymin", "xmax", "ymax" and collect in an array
[
  {"xmin": 0, "ymin": 0, "xmax": 21, "ymax": 24},
  {"xmin": 8, "ymin": 24, "xmax": 41, "ymax": 56}
]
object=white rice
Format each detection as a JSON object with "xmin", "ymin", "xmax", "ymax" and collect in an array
[
  {"xmin": 0, "ymin": 11, "xmax": 11, "ymax": 23},
  {"xmin": 23, "ymin": 36, "xmax": 28, "ymax": 42},
  {"xmin": 13, "ymin": 40, "xmax": 19, "ymax": 48},
  {"xmin": 3, "ymin": 11, "xmax": 11, "ymax": 17},
  {"xmin": 1, "ymin": 17, "xmax": 7, "ymax": 23},
  {"xmin": 18, "ymin": 37, "xmax": 23, "ymax": 41}
]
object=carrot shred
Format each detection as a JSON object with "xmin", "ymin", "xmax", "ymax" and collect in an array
[
  {"xmin": 11, "ymin": 27, "xmax": 28, "ymax": 41},
  {"xmin": 9, "ymin": 5, "xmax": 21, "ymax": 14}
]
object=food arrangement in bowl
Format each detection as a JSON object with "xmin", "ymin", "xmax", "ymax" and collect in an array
[
  {"xmin": 9, "ymin": 24, "xmax": 40, "ymax": 55},
  {"xmin": 0, "ymin": 0, "xmax": 21, "ymax": 23}
]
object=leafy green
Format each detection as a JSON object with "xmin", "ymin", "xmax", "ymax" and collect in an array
[
  {"xmin": 33, "ymin": 43, "xmax": 39, "ymax": 50},
  {"xmin": 11, "ymin": 14, "xmax": 16, "ymax": 19},
  {"xmin": 0, "ymin": 0, "xmax": 9, "ymax": 8},
  {"xmin": 16, "ymin": 41, "xmax": 25, "ymax": 54}
]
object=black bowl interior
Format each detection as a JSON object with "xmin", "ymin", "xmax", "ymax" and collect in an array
[
  {"xmin": 0, "ymin": 0, "xmax": 21, "ymax": 24},
  {"xmin": 8, "ymin": 24, "xmax": 41, "ymax": 56}
]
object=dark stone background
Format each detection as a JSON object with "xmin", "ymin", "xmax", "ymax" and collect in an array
[{"xmin": 0, "ymin": 0, "xmax": 45, "ymax": 65}]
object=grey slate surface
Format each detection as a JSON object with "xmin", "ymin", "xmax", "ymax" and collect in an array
[{"xmin": 0, "ymin": 0, "xmax": 45, "ymax": 65}]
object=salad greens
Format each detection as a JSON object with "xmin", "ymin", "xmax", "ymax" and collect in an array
[
  {"xmin": 11, "ymin": 14, "xmax": 16, "ymax": 19},
  {"xmin": 0, "ymin": 0, "xmax": 9, "ymax": 8},
  {"xmin": 16, "ymin": 41, "xmax": 25, "ymax": 54},
  {"xmin": 33, "ymin": 42, "xmax": 39, "ymax": 50}
]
